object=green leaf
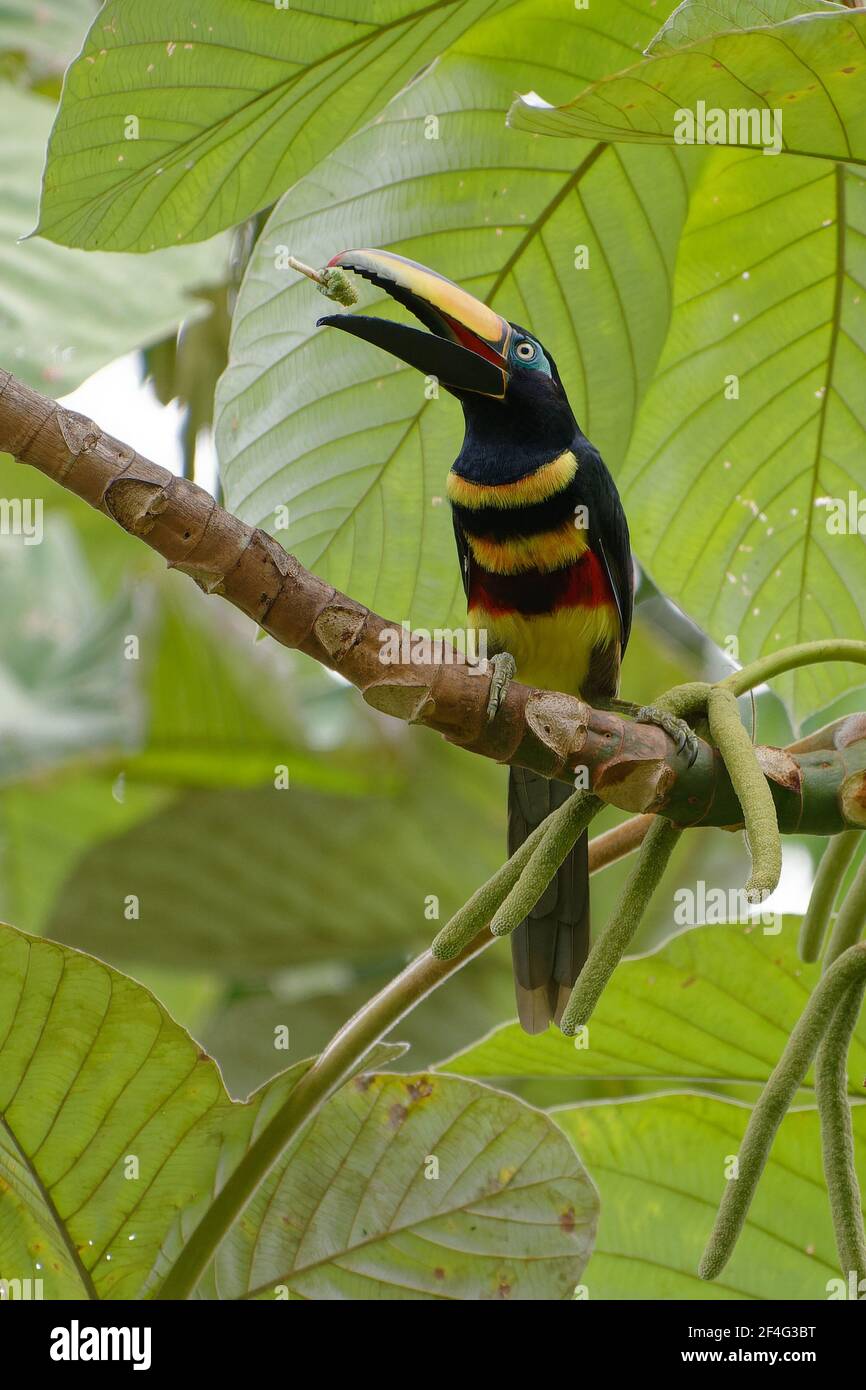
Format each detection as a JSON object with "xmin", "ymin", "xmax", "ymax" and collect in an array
[
  {"xmin": 217, "ymin": 0, "xmax": 699, "ymax": 627},
  {"xmin": 558, "ymin": 1092, "xmax": 863, "ymax": 1298},
  {"xmin": 0, "ymin": 922, "xmax": 593, "ymax": 1299},
  {"xmin": 620, "ymin": 153, "xmax": 866, "ymax": 723},
  {"xmin": 35, "ymin": 0, "xmax": 520, "ymax": 254},
  {"xmin": 2, "ymin": 84, "xmax": 228, "ymax": 395},
  {"xmin": 509, "ymin": 8, "xmax": 866, "ymax": 164},
  {"xmin": 0, "ymin": 921, "xmax": 308, "ymax": 1298},
  {"xmin": 204, "ymin": 1069, "xmax": 596, "ymax": 1299},
  {"xmin": 646, "ymin": 0, "xmax": 846, "ymax": 56},
  {"xmin": 438, "ymin": 921, "xmax": 866, "ymax": 1095}
]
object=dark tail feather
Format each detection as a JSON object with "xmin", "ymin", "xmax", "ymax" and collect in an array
[{"xmin": 508, "ymin": 766, "xmax": 590, "ymax": 1034}]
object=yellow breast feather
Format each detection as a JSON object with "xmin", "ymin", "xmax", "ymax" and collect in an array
[
  {"xmin": 447, "ymin": 450, "xmax": 578, "ymax": 510},
  {"xmin": 467, "ymin": 602, "xmax": 619, "ymax": 697},
  {"xmin": 465, "ymin": 518, "xmax": 589, "ymax": 575}
]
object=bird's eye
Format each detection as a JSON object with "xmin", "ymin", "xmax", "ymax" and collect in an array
[{"xmin": 515, "ymin": 340, "xmax": 537, "ymax": 361}]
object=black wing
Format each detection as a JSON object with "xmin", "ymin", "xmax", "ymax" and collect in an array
[
  {"xmin": 452, "ymin": 507, "xmax": 471, "ymax": 602},
  {"xmin": 578, "ymin": 436, "xmax": 634, "ymax": 655}
]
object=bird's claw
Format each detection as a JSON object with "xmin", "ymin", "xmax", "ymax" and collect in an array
[
  {"xmin": 486, "ymin": 652, "xmax": 517, "ymax": 723},
  {"xmin": 636, "ymin": 704, "xmax": 700, "ymax": 767}
]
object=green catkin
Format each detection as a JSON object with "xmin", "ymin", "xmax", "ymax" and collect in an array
[
  {"xmin": 286, "ymin": 255, "xmax": 359, "ymax": 306},
  {"xmin": 317, "ymin": 267, "xmax": 358, "ymax": 307},
  {"xmin": 559, "ymin": 817, "xmax": 682, "ymax": 1035},
  {"xmin": 430, "ymin": 791, "xmax": 599, "ymax": 960},
  {"xmin": 799, "ymin": 831, "xmax": 860, "ymax": 963},
  {"xmin": 707, "ymin": 685, "xmax": 782, "ymax": 901},
  {"xmin": 699, "ymin": 943, "xmax": 866, "ymax": 1281},
  {"xmin": 816, "ymin": 978, "xmax": 866, "ymax": 1283},
  {"xmin": 652, "ymin": 681, "xmax": 712, "ymax": 720},
  {"xmin": 824, "ymin": 853, "xmax": 866, "ymax": 970},
  {"xmin": 489, "ymin": 793, "xmax": 602, "ymax": 938}
]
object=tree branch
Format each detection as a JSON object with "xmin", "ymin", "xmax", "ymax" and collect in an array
[{"xmin": 2, "ymin": 368, "xmax": 865, "ymax": 835}]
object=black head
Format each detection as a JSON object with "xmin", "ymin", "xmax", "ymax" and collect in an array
[
  {"xmin": 454, "ymin": 321, "xmax": 576, "ymax": 484},
  {"xmin": 316, "ymin": 250, "xmax": 578, "ymax": 481}
]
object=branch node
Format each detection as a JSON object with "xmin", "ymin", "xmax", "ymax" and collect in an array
[
  {"xmin": 364, "ymin": 681, "xmax": 436, "ymax": 724},
  {"xmin": 840, "ymin": 771, "xmax": 866, "ymax": 828},
  {"xmin": 56, "ymin": 406, "xmax": 101, "ymax": 462},
  {"xmin": 313, "ymin": 600, "xmax": 368, "ymax": 664},
  {"xmin": 105, "ymin": 477, "xmax": 168, "ymax": 536},
  {"xmin": 523, "ymin": 690, "xmax": 589, "ymax": 769}
]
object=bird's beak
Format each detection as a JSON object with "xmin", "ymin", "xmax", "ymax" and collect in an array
[{"xmin": 316, "ymin": 249, "xmax": 511, "ymax": 398}]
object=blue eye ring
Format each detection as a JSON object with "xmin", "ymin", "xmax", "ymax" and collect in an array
[{"xmin": 510, "ymin": 335, "xmax": 552, "ymax": 376}]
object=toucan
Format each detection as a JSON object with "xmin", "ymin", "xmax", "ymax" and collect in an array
[{"xmin": 318, "ymin": 249, "xmax": 656, "ymax": 1032}]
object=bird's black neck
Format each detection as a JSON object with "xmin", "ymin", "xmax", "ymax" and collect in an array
[{"xmin": 453, "ymin": 393, "xmax": 578, "ymax": 486}]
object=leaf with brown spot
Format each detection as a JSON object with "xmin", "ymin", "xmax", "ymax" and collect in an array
[{"xmin": 211, "ymin": 1071, "xmax": 597, "ymax": 1301}]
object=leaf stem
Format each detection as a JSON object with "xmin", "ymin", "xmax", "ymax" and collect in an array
[
  {"xmin": 721, "ymin": 640, "xmax": 866, "ymax": 698},
  {"xmin": 588, "ymin": 813, "xmax": 654, "ymax": 871}
]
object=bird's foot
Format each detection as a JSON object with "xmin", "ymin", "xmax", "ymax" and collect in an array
[
  {"xmin": 486, "ymin": 651, "xmax": 517, "ymax": 723},
  {"xmin": 635, "ymin": 704, "xmax": 700, "ymax": 767}
]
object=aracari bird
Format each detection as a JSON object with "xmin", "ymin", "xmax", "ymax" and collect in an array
[{"xmin": 318, "ymin": 250, "xmax": 692, "ymax": 1032}]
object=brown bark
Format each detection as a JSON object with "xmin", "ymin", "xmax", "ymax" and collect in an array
[{"xmin": 1, "ymin": 368, "xmax": 864, "ymax": 836}]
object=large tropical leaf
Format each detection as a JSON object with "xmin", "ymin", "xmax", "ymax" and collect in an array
[
  {"xmin": 1, "ymin": 85, "xmax": 227, "ymax": 395},
  {"xmin": 559, "ymin": 1092, "xmax": 864, "ymax": 1298},
  {"xmin": 35, "ymin": 0, "xmax": 520, "ymax": 253},
  {"xmin": 0, "ymin": 923, "xmax": 593, "ymax": 1299},
  {"xmin": 620, "ymin": 151, "xmax": 866, "ymax": 723},
  {"xmin": 439, "ymin": 921, "xmax": 866, "ymax": 1096},
  {"xmin": 216, "ymin": 0, "xmax": 699, "ymax": 627},
  {"xmin": 206, "ymin": 1068, "xmax": 596, "ymax": 1299},
  {"xmin": 647, "ymin": 0, "xmax": 846, "ymax": 56},
  {"xmin": 0, "ymin": 446, "xmax": 152, "ymax": 597},
  {"xmin": 509, "ymin": 5, "xmax": 866, "ymax": 163},
  {"xmin": 0, "ymin": 922, "xmax": 310, "ymax": 1299}
]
